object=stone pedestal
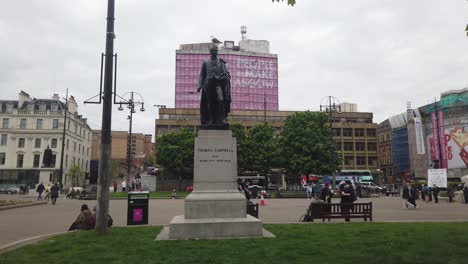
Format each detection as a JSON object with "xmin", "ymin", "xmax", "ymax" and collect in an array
[{"xmin": 167, "ymin": 130, "xmax": 263, "ymax": 239}]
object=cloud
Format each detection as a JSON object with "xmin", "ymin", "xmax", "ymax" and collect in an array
[{"xmin": 1, "ymin": 0, "xmax": 467, "ymax": 139}]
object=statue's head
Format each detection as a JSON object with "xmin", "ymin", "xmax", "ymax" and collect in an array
[{"xmin": 210, "ymin": 45, "xmax": 218, "ymax": 57}]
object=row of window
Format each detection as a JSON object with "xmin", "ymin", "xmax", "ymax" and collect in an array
[
  {"xmin": 65, "ymin": 139, "xmax": 89, "ymax": 156},
  {"xmin": 0, "ymin": 152, "xmax": 88, "ymax": 170},
  {"xmin": 380, "ymin": 156, "xmax": 393, "ymax": 165},
  {"xmin": 2, "ymin": 118, "xmax": 91, "ymax": 141},
  {"xmin": 343, "ymin": 156, "xmax": 378, "ymax": 166},
  {"xmin": 1, "ymin": 134, "xmax": 89, "ymax": 157},
  {"xmin": 0, "ymin": 135, "xmax": 59, "ymax": 149},
  {"xmin": 333, "ymin": 128, "xmax": 377, "ymax": 137},
  {"xmin": 378, "ymin": 133, "xmax": 392, "ymax": 143},
  {"xmin": 337, "ymin": 142, "xmax": 377, "ymax": 152},
  {"xmin": 2, "ymin": 118, "xmax": 60, "ymax": 129}
]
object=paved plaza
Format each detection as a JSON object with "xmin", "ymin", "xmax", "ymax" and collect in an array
[{"xmin": 1, "ymin": 194, "xmax": 467, "ymax": 247}]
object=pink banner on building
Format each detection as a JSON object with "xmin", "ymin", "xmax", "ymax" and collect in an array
[
  {"xmin": 438, "ymin": 111, "xmax": 448, "ymax": 170},
  {"xmin": 431, "ymin": 112, "xmax": 440, "ymax": 162}
]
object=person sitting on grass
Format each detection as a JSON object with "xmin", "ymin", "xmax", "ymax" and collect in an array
[{"xmin": 68, "ymin": 204, "xmax": 95, "ymax": 231}]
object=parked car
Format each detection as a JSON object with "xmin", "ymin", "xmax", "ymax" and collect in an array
[
  {"xmin": 0, "ymin": 187, "xmax": 18, "ymax": 194},
  {"xmin": 360, "ymin": 182, "xmax": 384, "ymax": 193}
]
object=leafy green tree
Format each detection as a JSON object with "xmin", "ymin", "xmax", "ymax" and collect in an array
[
  {"xmin": 273, "ymin": 0, "xmax": 296, "ymax": 6},
  {"xmin": 68, "ymin": 164, "xmax": 85, "ymax": 187},
  {"xmin": 155, "ymin": 128, "xmax": 196, "ymax": 191},
  {"xmin": 244, "ymin": 123, "xmax": 277, "ymax": 175},
  {"xmin": 278, "ymin": 111, "xmax": 340, "ymax": 178},
  {"xmin": 110, "ymin": 160, "xmax": 120, "ymax": 179},
  {"xmin": 230, "ymin": 122, "xmax": 248, "ymax": 174},
  {"xmin": 144, "ymin": 154, "xmax": 156, "ymax": 167}
]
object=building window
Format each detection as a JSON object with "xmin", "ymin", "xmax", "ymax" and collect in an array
[
  {"xmin": 356, "ymin": 156, "xmax": 366, "ymax": 166},
  {"xmin": 333, "ymin": 128, "xmax": 341, "ymax": 137},
  {"xmin": 73, "ymin": 142, "xmax": 76, "ymax": 152},
  {"xmin": 35, "ymin": 138, "xmax": 41, "ymax": 148},
  {"xmin": 73, "ymin": 157, "xmax": 76, "ymax": 165},
  {"xmin": 36, "ymin": 119, "xmax": 43, "ymax": 129},
  {"xmin": 0, "ymin": 152, "xmax": 5, "ymax": 165},
  {"xmin": 87, "ymin": 148, "xmax": 89, "ymax": 156},
  {"xmin": 355, "ymin": 128, "xmax": 365, "ymax": 137},
  {"xmin": 67, "ymin": 139, "xmax": 69, "ymax": 150},
  {"xmin": 356, "ymin": 142, "xmax": 365, "ymax": 151},
  {"xmin": 17, "ymin": 154, "xmax": 24, "ymax": 168},
  {"xmin": 368, "ymin": 156, "xmax": 377, "ymax": 166},
  {"xmin": 344, "ymin": 142, "xmax": 354, "ymax": 151},
  {"xmin": 74, "ymin": 124, "xmax": 77, "ymax": 134},
  {"xmin": 343, "ymin": 128, "xmax": 353, "ymax": 137},
  {"xmin": 18, "ymin": 138, "xmax": 25, "ymax": 148},
  {"xmin": 367, "ymin": 142, "xmax": 377, "ymax": 151},
  {"xmin": 85, "ymin": 160, "xmax": 88, "ymax": 170},
  {"xmin": 335, "ymin": 142, "xmax": 342, "ymax": 151},
  {"xmin": 367, "ymin": 129, "xmax": 376, "ymax": 137},
  {"xmin": 1, "ymin": 134, "xmax": 7, "ymax": 145},
  {"xmin": 51, "ymin": 155, "xmax": 56, "ymax": 168},
  {"xmin": 65, "ymin": 155, "xmax": 68, "ymax": 168},
  {"xmin": 51, "ymin": 138, "xmax": 58, "ymax": 148},
  {"xmin": 344, "ymin": 156, "xmax": 354, "ymax": 166},
  {"xmin": 2, "ymin": 118, "xmax": 9, "ymax": 129},
  {"xmin": 20, "ymin": 118, "xmax": 27, "ymax": 129},
  {"xmin": 79, "ymin": 144, "xmax": 81, "ymax": 154},
  {"xmin": 33, "ymin": 154, "xmax": 40, "ymax": 168},
  {"xmin": 53, "ymin": 119, "xmax": 59, "ymax": 129},
  {"xmin": 68, "ymin": 120, "xmax": 71, "ymax": 131}
]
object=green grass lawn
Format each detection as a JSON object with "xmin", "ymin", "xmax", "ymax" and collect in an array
[
  {"xmin": 2, "ymin": 222, "xmax": 468, "ymax": 264},
  {"xmin": 109, "ymin": 191, "xmax": 190, "ymax": 199}
]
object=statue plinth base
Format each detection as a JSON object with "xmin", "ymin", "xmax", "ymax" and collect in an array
[{"xmin": 165, "ymin": 130, "xmax": 264, "ymax": 239}]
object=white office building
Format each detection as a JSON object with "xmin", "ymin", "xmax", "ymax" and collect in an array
[{"xmin": 0, "ymin": 91, "xmax": 92, "ymax": 188}]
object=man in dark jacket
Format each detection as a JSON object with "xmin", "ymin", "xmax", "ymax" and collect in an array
[
  {"xmin": 432, "ymin": 184, "xmax": 440, "ymax": 203},
  {"xmin": 36, "ymin": 183, "xmax": 45, "ymax": 201},
  {"xmin": 50, "ymin": 183, "xmax": 59, "ymax": 205},
  {"xmin": 340, "ymin": 184, "xmax": 355, "ymax": 222},
  {"xmin": 402, "ymin": 182, "xmax": 410, "ymax": 208},
  {"xmin": 407, "ymin": 182, "xmax": 418, "ymax": 209}
]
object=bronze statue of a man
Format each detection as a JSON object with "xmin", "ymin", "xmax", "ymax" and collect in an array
[
  {"xmin": 197, "ymin": 45, "xmax": 231, "ymax": 129},
  {"xmin": 42, "ymin": 145, "xmax": 53, "ymax": 168}
]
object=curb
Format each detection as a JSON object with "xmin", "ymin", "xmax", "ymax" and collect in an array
[
  {"xmin": 0, "ymin": 201, "xmax": 48, "ymax": 211},
  {"xmin": 0, "ymin": 231, "xmax": 74, "ymax": 254}
]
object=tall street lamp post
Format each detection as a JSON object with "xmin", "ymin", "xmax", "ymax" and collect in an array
[
  {"xmin": 320, "ymin": 96, "xmax": 341, "ymax": 189},
  {"xmin": 117, "ymin": 92, "xmax": 145, "ymax": 184}
]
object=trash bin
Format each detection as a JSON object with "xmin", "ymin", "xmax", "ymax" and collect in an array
[{"xmin": 127, "ymin": 191, "xmax": 149, "ymax": 225}]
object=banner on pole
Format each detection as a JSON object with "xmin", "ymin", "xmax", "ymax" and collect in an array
[{"xmin": 427, "ymin": 169, "xmax": 447, "ymax": 188}]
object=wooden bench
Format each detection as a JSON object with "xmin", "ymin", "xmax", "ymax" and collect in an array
[{"xmin": 308, "ymin": 202, "xmax": 372, "ymax": 222}]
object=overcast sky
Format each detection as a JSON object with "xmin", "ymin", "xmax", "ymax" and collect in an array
[{"xmin": 1, "ymin": 0, "xmax": 468, "ymax": 140}]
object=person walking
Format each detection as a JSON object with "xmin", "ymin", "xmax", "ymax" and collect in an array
[
  {"xmin": 36, "ymin": 183, "xmax": 45, "ymax": 201},
  {"xmin": 306, "ymin": 183, "xmax": 313, "ymax": 200},
  {"xmin": 432, "ymin": 184, "xmax": 440, "ymax": 203},
  {"xmin": 121, "ymin": 180, "xmax": 127, "ymax": 192},
  {"xmin": 340, "ymin": 183, "xmax": 355, "ymax": 222},
  {"xmin": 420, "ymin": 184, "xmax": 426, "ymax": 201},
  {"xmin": 407, "ymin": 182, "xmax": 418, "ymax": 209},
  {"xmin": 44, "ymin": 184, "xmax": 51, "ymax": 201},
  {"xmin": 319, "ymin": 182, "xmax": 333, "ymax": 204},
  {"xmin": 402, "ymin": 182, "xmax": 410, "ymax": 208},
  {"xmin": 50, "ymin": 183, "xmax": 59, "ymax": 205}
]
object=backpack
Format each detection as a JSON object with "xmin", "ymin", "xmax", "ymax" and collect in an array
[
  {"xmin": 85, "ymin": 212, "xmax": 95, "ymax": 230},
  {"xmin": 107, "ymin": 214, "xmax": 113, "ymax": 228}
]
